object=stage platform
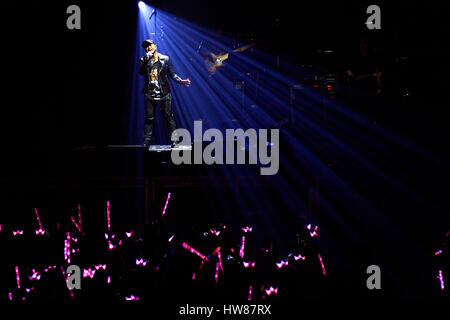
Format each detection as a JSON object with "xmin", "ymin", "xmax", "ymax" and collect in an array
[{"xmin": 107, "ymin": 144, "xmax": 192, "ymax": 152}]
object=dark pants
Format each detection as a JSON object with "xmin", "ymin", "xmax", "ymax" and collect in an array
[{"xmin": 144, "ymin": 94, "xmax": 178, "ymax": 146}]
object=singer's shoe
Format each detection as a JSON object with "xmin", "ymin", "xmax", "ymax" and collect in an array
[{"xmin": 143, "ymin": 140, "xmax": 152, "ymax": 151}]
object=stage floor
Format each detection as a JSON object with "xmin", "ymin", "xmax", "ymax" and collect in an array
[{"xmin": 107, "ymin": 144, "xmax": 192, "ymax": 152}]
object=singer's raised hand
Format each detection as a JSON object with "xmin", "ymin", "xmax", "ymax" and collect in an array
[{"xmin": 180, "ymin": 78, "xmax": 191, "ymax": 87}]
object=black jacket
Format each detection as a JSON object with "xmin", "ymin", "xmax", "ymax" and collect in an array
[{"xmin": 139, "ymin": 52, "xmax": 182, "ymax": 97}]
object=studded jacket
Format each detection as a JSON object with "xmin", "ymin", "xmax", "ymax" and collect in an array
[{"xmin": 139, "ymin": 52, "xmax": 183, "ymax": 99}]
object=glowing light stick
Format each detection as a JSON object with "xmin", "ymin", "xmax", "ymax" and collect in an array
[
  {"xmin": 162, "ymin": 192, "xmax": 171, "ymax": 216},
  {"xmin": 28, "ymin": 269, "xmax": 41, "ymax": 281},
  {"xmin": 94, "ymin": 264, "xmax": 106, "ymax": 271},
  {"xmin": 239, "ymin": 236, "xmax": 246, "ymax": 258},
  {"xmin": 34, "ymin": 208, "xmax": 46, "ymax": 235},
  {"xmin": 70, "ymin": 216, "xmax": 82, "ymax": 233},
  {"xmin": 210, "ymin": 229, "xmax": 221, "ymax": 236},
  {"xmin": 437, "ymin": 270, "xmax": 445, "ymax": 290},
  {"xmin": 12, "ymin": 230, "xmax": 23, "ymax": 236},
  {"xmin": 318, "ymin": 253, "xmax": 327, "ymax": 276},
  {"xmin": 126, "ymin": 231, "xmax": 134, "ymax": 238},
  {"xmin": 217, "ymin": 250, "xmax": 224, "ymax": 273},
  {"xmin": 125, "ymin": 295, "xmax": 139, "ymax": 301},
  {"xmin": 61, "ymin": 266, "xmax": 75, "ymax": 298},
  {"xmin": 307, "ymin": 224, "xmax": 319, "ymax": 237},
  {"xmin": 294, "ymin": 254, "xmax": 306, "ymax": 261},
  {"xmin": 276, "ymin": 260, "xmax": 289, "ymax": 269},
  {"xmin": 182, "ymin": 242, "xmax": 209, "ymax": 261},
  {"xmin": 107, "ymin": 241, "xmax": 116, "ymax": 251},
  {"xmin": 15, "ymin": 266, "xmax": 20, "ymax": 289},
  {"xmin": 77, "ymin": 203, "xmax": 82, "ymax": 232},
  {"xmin": 83, "ymin": 268, "xmax": 96, "ymax": 279},
  {"xmin": 64, "ymin": 232, "xmax": 71, "ymax": 264},
  {"xmin": 44, "ymin": 265, "xmax": 56, "ymax": 272},
  {"xmin": 248, "ymin": 285, "xmax": 253, "ymax": 301},
  {"xmin": 168, "ymin": 234, "xmax": 175, "ymax": 242},
  {"xmin": 214, "ymin": 262, "xmax": 220, "ymax": 283},
  {"xmin": 106, "ymin": 201, "xmax": 111, "ymax": 232},
  {"xmin": 265, "ymin": 286, "xmax": 278, "ymax": 296},
  {"xmin": 309, "ymin": 226, "xmax": 319, "ymax": 237},
  {"xmin": 136, "ymin": 259, "xmax": 148, "ymax": 266},
  {"xmin": 212, "ymin": 246, "xmax": 221, "ymax": 256},
  {"xmin": 435, "ymin": 250, "xmax": 442, "ymax": 256},
  {"xmin": 242, "ymin": 226, "xmax": 253, "ymax": 233}
]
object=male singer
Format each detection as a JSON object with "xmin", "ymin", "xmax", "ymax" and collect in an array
[{"xmin": 139, "ymin": 39, "xmax": 190, "ymax": 149}]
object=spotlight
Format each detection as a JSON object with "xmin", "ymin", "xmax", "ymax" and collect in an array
[{"xmin": 138, "ymin": 1, "xmax": 146, "ymax": 10}]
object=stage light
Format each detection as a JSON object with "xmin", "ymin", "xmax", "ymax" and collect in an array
[{"xmin": 138, "ymin": 1, "xmax": 146, "ymax": 10}]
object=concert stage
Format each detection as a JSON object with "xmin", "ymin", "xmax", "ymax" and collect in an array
[{"xmin": 1, "ymin": 0, "xmax": 449, "ymax": 310}]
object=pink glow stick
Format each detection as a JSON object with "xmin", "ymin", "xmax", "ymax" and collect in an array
[
  {"xmin": 44, "ymin": 265, "xmax": 56, "ymax": 272},
  {"xmin": 310, "ymin": 226, "xmax": 319, "ymax": 237},
  {"xmin": 182, "ymin": 242, "xmax": 209, "ymax": 261},
  {"xmin": 77, "ymin": 203, "xmax": 82, "ymax": 232},
  {"xmin": 70, "ymin": 216, "xmax": 82, "ymax": 233},
  {"xmin": 64, "ymin": 232, "xmax": 71, "ymax": 264},
  {"xmin": 242, "ymin": 226, "xmax": 253, "ymax": 233},
  {"xmin": 8, "ymin": 292, "xmax": 12, "ymax": 301},
  {"xmin": 212, "ymin": 246, "xmax": 221, "ymax": 256},
  {"xmin": 106, "ymin": 201, "xmax": 111, "ymax": 232},
  {"xmin": 60, "ymin": 266, "xmax": 75, "ymax": 298},
  {"xmin": 435, "ymin": 250, "xmax": 442, "ymax": 256},
  {"xmin": 214, "ymin": 261, "xmax": 220, "ymax": 283},
  {"xmin": 243, "ymin": 261, "xmax": 256, "ymax": 268},
  {"xmin": 15, "ymin": 266, "xmax": 20, "ymax": 289},
  {"xmin": 125, "ymin": 295, "xmax": 139, "ymax": 301},
  {"xmin": 248, "ymin": 285, "xmax": 253, "ymax": 301},
  {"xmin": 217, "ymin": 250, "xmax": 224, "ymax": 273},
  {"xmin": 318, "ymin": 253, "xmax": 327, "ymax": 276},
  {"xmin": 210, "ymin": 229, "xmax": 221, "ymax": 236},
  {"xmin": 83, "ymin": 268, "xmax": 96, "ymax": 279},
  {"xmin": 294, "ymin": 254, "xmax": 306, "ymax": 261},
  {"xmin": 12, "ymin": 230, "xmax": 23, "ymax": 236},
  {"xmin": 437, "ymin": 270, "xmax": 444, "ymax": 290},
  {"xmin": 168, "ymin": 234, "xmax": 175, "ymax": 242},
  {"xmin": 126, "ymin": 231, "xmax": 134, "ymax": 238},
  {"xmin": 34, "ymin": 208, "xmax": 45, "ymax": 235},
  {"xmin": 136, "ymin": 259, "xmax": 148, "ymax": 266},
  {"xmin": 28, "ymin": 269, "xmax": 41, "ymax": 281},
  {"xmin": 265, "ymin": 286, "xmax": 278, "ymax": 296},
  {"xmin": 107, "ymin": 240, "xmax": 116, "ymax": 251},
  {"xmin": 94, "ymin": 264, "xmax": 106, "ymax": 270},
  {"xmin": 162, "ymin": 192, "xmax": 171, "ymax": 216},
  {"xmin": 276, "ymin": 260, "xmax": 289, "ymax": 269},
  {"xmin": 239, "ymin": 236, "xmax": 246, "ymax": 258}
]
